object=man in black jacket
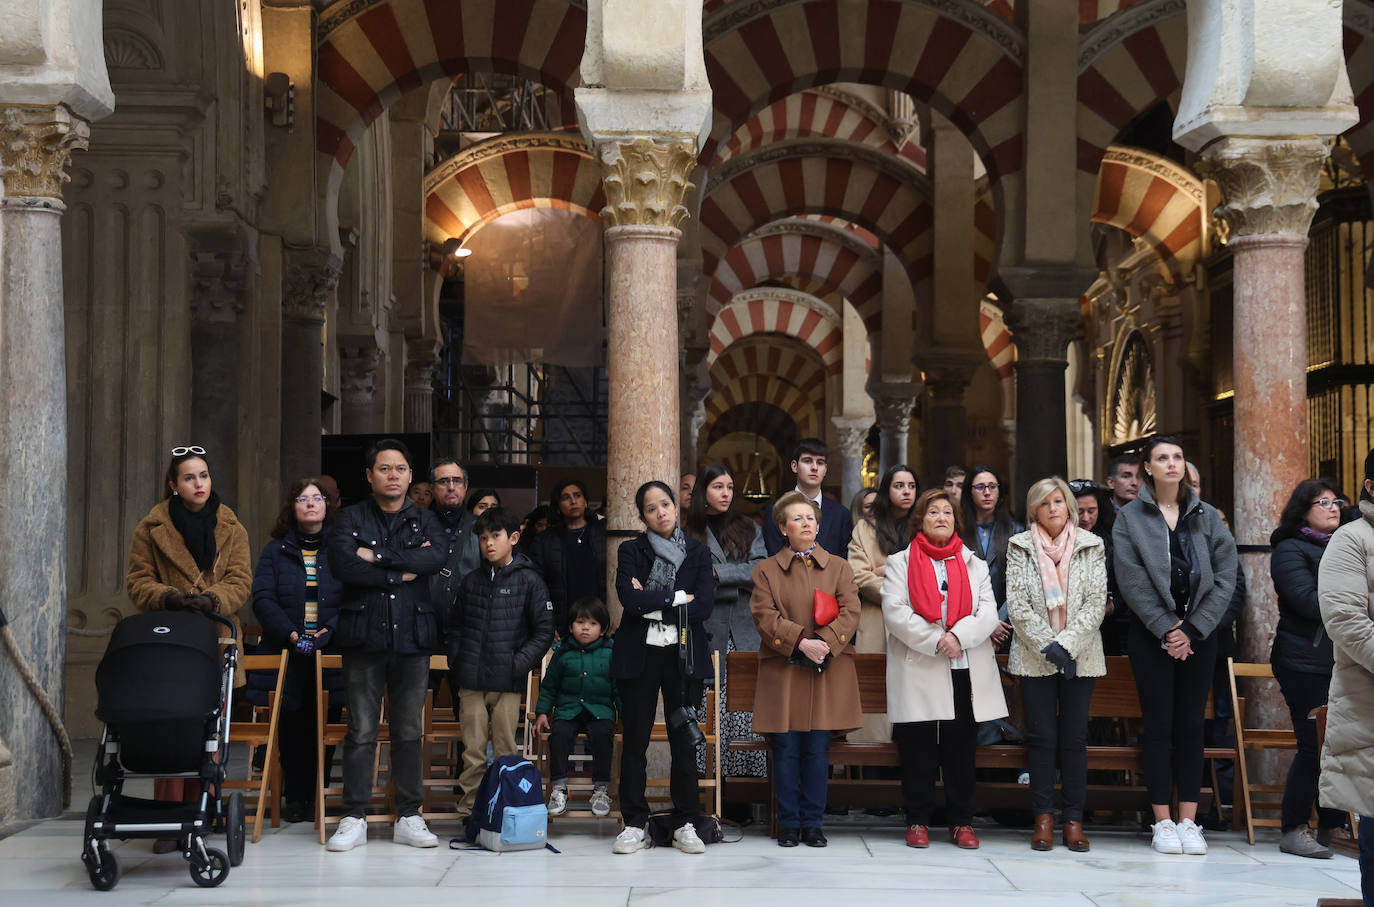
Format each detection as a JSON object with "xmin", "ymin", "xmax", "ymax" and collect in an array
[
  {"xmin": 762, "ymin": 438, "xmax": 854, "ymax": 556},
  {"xmin": 325, "ymin": 439, "xmax": 447, "ymax": 852},
  {"xmin": 448, "ymin": 507, "xmax": 554, "ymax": 818},
  {"xmin": 429, "ymin": 457, "xmax": 480, "ymax": 612}
]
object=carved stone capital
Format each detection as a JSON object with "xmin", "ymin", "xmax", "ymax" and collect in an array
[
  {"xmin": 916, "ymin": 348, "xmax": 983, "ymax": 402},
  {"xmin": 831, "ymin": 416, "xmax": 872, "ymax": 458},
  {"xmin": 340, "ymin": 345, "xmax": 383, "ymax": 402},
  {"xmin": 283, "ymin": 245, "xmax": 343, "ymax": 322},
  {"xmin": 186, "ymin": 228, "xmax": 249, "ymax": 324},
  {"xmin": 1005, "ymin": 297, "xmax": 1082, "ymax": 364},
  {"xmin": 405, "ymin": 341, "xmax": 442, "ymax": 389},
  {"xmin": 869, "ymin": 383, "xmax": 917, "ymax": 435},
  {"xmin": 0, "ymin": 105, "xmax": 90, "ymax": 200},
  {"xmin": 598, "ymin": 138, "xmax": 696, "ymax": 229},
  {"xmin": 1201, "ymin": 137, "xmax": 1329, "ymax": 240}
]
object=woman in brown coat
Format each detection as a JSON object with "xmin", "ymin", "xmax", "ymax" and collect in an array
[
  {"xmin": 750, "ymin": 491, "xmax": 862, "ymax": 848},
  {"xmin": 126, "ymin": 447, "xmax": 251, "ymax": 848}
]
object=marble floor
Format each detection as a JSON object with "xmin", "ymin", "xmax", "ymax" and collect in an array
[{"xmin": 0, "ymin": 806, "xmax": 1361, "ymax": 907}]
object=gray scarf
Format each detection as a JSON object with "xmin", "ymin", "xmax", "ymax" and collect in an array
[{"xmin": 646, "ymin": 527, "xmax": 687, "ymax": 592}]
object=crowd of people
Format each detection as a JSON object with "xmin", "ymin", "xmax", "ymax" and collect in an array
[{"xmin": 122, "ymin": 436, "xmax": 1373, "ymax": 900}]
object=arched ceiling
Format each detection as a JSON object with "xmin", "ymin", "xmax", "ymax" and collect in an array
[
  {"xmin": 1090, "ymin": 145, "xmax": 1206, "ymax": 282},
  {"xmin": 708, "ymin": 287, "xmax": 844, "ymax": 375}
]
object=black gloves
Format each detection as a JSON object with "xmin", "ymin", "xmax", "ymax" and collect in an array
[
  {"xmin": 162, "ymin": 590, "xmax": 188, "ymax": 611},
  {"xmin": 184, "ymin": 594, "xmax": 219, "ymax": 615},
  {"xmin": 1041, "ymin": 641, "xmax": 1078, "ymax": 679}
]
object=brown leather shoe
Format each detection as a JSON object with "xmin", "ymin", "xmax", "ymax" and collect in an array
[
  {"xmin": 1062, "ymin": 820, "xmax": 1090, "ymax": 852},
  {"xmin": 1031, "ymin": 813, "xmax": 1054, "ymax": 851}
]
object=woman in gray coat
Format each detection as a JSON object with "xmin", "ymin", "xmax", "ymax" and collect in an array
[{"xmin": 1112, "ymin": 435, "xmax": 1237, "ymax": 857}]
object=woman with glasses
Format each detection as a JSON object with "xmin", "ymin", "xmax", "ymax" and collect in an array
[
  {"xmin": 126, "ymin": 446, "xmax": 252, "ymax": 850},
  {"xmin": 1112, "ymin": 435, "xmax": 1237, "ymax": 855},
  {"xmin": 1270, "ymin": 478, "xmax": 1348, "ymax": 858},
  {"xmin": 250, "ymin": 478, "xmax": 343, "ymax": 823},
  {"xmin": 959, "ymin": 465, "xmax": 1022, "ymax": 648}
]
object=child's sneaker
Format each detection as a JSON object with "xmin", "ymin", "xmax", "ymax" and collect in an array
[
  {"xmin": 590, "ymin": 788, "xmax": 612, "ymax": 817},
  {"xmin": 547, "ymin": 787, "xmax": 568, "ymax": 817}
]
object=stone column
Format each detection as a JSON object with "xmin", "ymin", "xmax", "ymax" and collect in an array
[
  {"xmin": 923, "ymin": 357, "xmax": 979, "ymax": 481},
  {"xmin": 281, "ymin": 246, "xmax": 340, "ymax": 482},
  {"xmin": 831, "ymin": 416, "xmax": 871, "ymax": 502},
  {"xmin": 339, "ymin": 344, "xmax": 384, "ymax": 434},
  {"xmin": 404, "ymin": 342, "xmax": 441, "ymax": 434},
  {"xmin": 0, "ymin": 105, "xmax": 89, "ymax": 820},
  {"xmin": 870, "ymin": 382, "xmax": 915, "ymax": 473},
  {"xmin": 186, "ymin": 229, "xmax": 248, "ymax": 502}
]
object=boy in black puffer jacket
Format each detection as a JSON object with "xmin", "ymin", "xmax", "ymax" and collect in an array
[
  {"xmin": 448, "ymin": 507, "xmax": 555, "ymax": 820},
  {"xmin": 534, "ymin": 597, "xmax": 619, "ymax": 817}
]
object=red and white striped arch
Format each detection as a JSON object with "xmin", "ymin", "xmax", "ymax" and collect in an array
[
  {"xmin": 707, "ymin": 222, "xmax": 883, "ymax": 327},
  {"xmin": 1341, "ymin": 7, "xmax": 1374, "ymax": 178},
  {"xmin": 979, "ymin": 298, "xmax": 1014, "ymax": 380},
  {"xmin": 710, "ymin": 339, "xmax": 829, "ymax": 414},
  {"xmin": 704, "ymin": 374, "xmax": 823, "ymax": 441},
  {"xmin": 1090, "ymin": 146, "xmax": 1205, "ymax": 281},
  {"xmin": 422, "ymin": 133, "xmax": 604, "ymax": 244},
  {"xmin": 702, "ymin": 0, "xmax": 1026, "ymax": 183},
  {"xmin": 700, "ymin": 141, "xmax": 933, "ymax": 297},
  {"xmin": 715, "ymin": 88, "xmax": 927, "ymax": 169},
  {"xmin": 980, "ymin": 1, "xmax": 1150, "ymax": 26},
  {"xmin": 708, "ymin": 287, "xmax": 844, "ymax": 376}
]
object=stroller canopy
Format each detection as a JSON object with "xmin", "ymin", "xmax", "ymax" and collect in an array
[{"xmin": 96, "ymin": 611, "xmax": 224, "ymax": 724}]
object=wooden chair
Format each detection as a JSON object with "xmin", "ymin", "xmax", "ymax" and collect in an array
[
  {"xmin": 1228, "ymin": 659, "xmax": 1299, "ymax": 844},
  {"xmin": 226, "ymin": 650, "xmax": 288, "ymax": 842},
  {"xmin": 1312, "ymin": 705, "xmax": 1361, "ymax": 854},
  {"xmin": 645, "ymin": 653, "xmax": 722, "ymax": 817},
  {"xmin": 420, "ymin": 654, "xmax": 465, "ymax": 820},
  {"xmin": 527, "ymin": 650, "xmax": 621, "ymax": 822},
  {"xmin": 315, "ymin": 653, "xmax": 395, "ymax": 843}
]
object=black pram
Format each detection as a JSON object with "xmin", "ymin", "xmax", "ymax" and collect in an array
[{"xmin": 82, "ymin": 610, "xmax": 245, "ymax": 890}]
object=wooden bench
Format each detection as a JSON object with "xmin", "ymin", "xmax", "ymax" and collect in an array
[{"xmin": 725, "ymin": 652, "xmax": 1240, "ymax": 827}]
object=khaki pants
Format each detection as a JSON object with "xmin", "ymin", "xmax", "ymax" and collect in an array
[{"xmin": 457, "ymin": 688, "xmax": 522, "ymax": 817}]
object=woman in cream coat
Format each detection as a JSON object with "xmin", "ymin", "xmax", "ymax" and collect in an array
[{"xmin": 881, "ymin": 488, "xmax": 1006, "ymax": 850}]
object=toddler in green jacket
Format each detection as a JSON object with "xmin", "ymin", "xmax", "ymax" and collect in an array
[{"xmin": 534, "ymin": 596, "xmax": 620, "ymax": 816}]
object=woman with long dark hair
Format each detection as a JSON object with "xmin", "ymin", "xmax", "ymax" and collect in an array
[
  {"xmin": 531, "ymin": 478, "xmax": 606, "ymax": 633},
  {"xmin": 1113, "ymin": 435, "xmax": 1237, "ymax": 856},
  {"xmin": 1270, "ymin": 477, "xmax": 1347, "ymax": 858},
  {"xmin": 960, "ymin": 465, "xmax": 1021, "ymax": 648}
]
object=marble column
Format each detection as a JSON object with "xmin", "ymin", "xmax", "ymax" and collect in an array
[
  {"xmin": 0, "ymin": 104, "xmax": 89, "ymax": 819},
  {"xmin": 870, "ymin": 382, "xmax": 915, "ymax": 473},
  {"xmin": 832, "ymin": 416, "xmax": 871, "ymax": 502},
  {"xmin": 923, "ymin": 364, "xmax": 974, "ymax": 482},
  {"xmin": 187, "ymin": 229, "xmax": 248, "ymax": 503},
  {"xmin": 281, "ymin": 246, "xmax": 340, "ymax": 482},
  {"xmin": 404, "ymin": 342, "xmax": 441, "ymax": 434}
]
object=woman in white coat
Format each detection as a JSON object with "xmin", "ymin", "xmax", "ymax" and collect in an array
[{"xmin": 882, "ymin": 488, "xmax": 1007, "ymax": 851}]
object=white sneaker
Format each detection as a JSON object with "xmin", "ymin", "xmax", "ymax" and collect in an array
[
  {"xmin": 1176, "ymin": 818, "xmax": 1207, "ymax": 855},
  {"xmin": 590, "ymin": 788, "xmax": 612, "ymax": 818},
  {"xmin": 1151, "ymin": 819, "xmax": 1183, "ymax": 854},
  {"xmin": 326, "ymin": 816, "xmax": 368, "ymax": 852},
  {"xmin": 548, "ymin": 787, "xmax": 568, "ymax": 817},
  {"xmin": 672, "ymin": 821, "xmax": 706, "ymax": 854},
  {"xmin": 393, "ymin": 814, "xmax": 438, "ymax": 848},
  {"xmin": 612, "ymin": 825, "xmax": 648, "ymax": 854}
]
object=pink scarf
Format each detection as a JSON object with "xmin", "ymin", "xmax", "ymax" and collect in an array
[{"xmin": 1031, "ymin": 522, "xmax": 1076, "ymax": 632}]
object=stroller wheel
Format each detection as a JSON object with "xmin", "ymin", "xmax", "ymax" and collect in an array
[
  {"xmin": 86, "ymin": 845, "xmax": 120, "ymax": 891},
  {"xmin": 226, "ymin": 791, "xmax": 246, "ymax": 866},
  {"xmin": 189, "ymin": 846, "xmax": 230, "ymax": 888}
]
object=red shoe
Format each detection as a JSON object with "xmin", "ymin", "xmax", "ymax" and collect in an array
[
  {"xmin": 905, "ymin": 825, "xmax": 930, "ymax": 848},
  {"xmin": 950, "ymin": 825, "xmax": 980, "ymax": 849}
]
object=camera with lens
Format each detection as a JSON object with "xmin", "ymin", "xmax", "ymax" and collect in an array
[{"xmin": 666, "ymin": 705, "xmax": 706, "ymax": 747}]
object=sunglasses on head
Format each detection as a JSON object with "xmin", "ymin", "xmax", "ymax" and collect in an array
[
  {"xmin": 1067, "ymin": 480, "xmax": 1098, "ymax": 495},
  {"xmin": 171, "ymin": 446, "xmax": 206, "ymax": 456}
]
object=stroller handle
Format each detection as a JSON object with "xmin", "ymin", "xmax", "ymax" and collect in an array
[{"xmin": 209, "ymin": 612, "xmax": 236, "ymax": 639}]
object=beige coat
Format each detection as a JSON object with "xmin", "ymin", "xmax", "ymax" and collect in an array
[
  {"xmin": 1004, "ymin": 529, "xmax": 1108, "ymax": 678},
  {"xmin": 126, "ymin": 499, "xmax": 252, "ymax": 686},
  {"xmin": 749, "ymin": 546, "xmax": 863, "ymax": 734},
  {"xmin": 847, "ymin": 518, "xmax": 895, "ymax": 742},
  {"xmin": 880, "ymin": 544, "xmax": 1008, "ymax": 723},
  {"xmin": 1316, "ymin": 502, "xmax": 1374, "ymax": 816}
]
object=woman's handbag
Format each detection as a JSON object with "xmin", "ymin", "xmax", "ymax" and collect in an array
[{"xmin": 812, "ymin": 589, "xmax": 839, "ymax": 626}]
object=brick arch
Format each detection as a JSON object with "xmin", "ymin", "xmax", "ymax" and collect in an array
[
  {"xmin": 422, "ymin": 133, "xmax": 604, "ymax": 244},
  {"xmin": 716, "ymin": 87, "xmax": 927, "ymax": 169},
  {"xmin": 708, "ymin": 287, "xmax": 843, "ymax": 376},
  {"xmin": 979, "ymin": 1, "xmax": 1151, "ymax": 26},
  {"xmin": 1090, "ymin": 145, "xmax": 1206, "ymax": 282},
  {"xmin": 705, "ymin": 373, "xmax": 823, "ymax": 441},
  {"xmin": 700, "ymin": 140, "xmax": 933, "ymax": 297},
  {"xmin": 710, "ymin": 338, "xmax": 829, "ymax": 417},
  {"xmin": 707, "ymin": 222, "xmax": 884, "ymax": 327},
  {"xmin": 705, "ymin": 401, "xmax": 801, "ymax": 469},
  {"xmin": 980, "ymin": 298, "xmax": 1014, "ymax": 380},
  {"xmin": 702, "ymin": 0, "xmax": 1026, "ymax": 187}
]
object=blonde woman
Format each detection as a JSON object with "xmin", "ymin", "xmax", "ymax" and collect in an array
[{"xmin": 1005, "ymin": 477, "xmax": 1107, "ymax": 852}]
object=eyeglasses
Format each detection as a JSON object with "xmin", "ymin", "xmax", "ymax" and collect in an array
[
  {"xmin": 1067, "ymin": 480, "xmax": 1098, "ymax": 494},
  {"xmin": 971, "ymin": 483, "xmax": 1000, "ymax": 493},
  {"xmin": 171, "ymin": 446, "xmax": 206, "ymax": 456},
  {"xmin": 1311, "ymin": 498, "xmax": 1341, "ymax": 510},
  {"xmin": 434, "ymin": 477, "xmax": 466, "ymax": 487},
  {"xmin": 296, "ymin": 494, "xmax": 326, "ymax": 504}
]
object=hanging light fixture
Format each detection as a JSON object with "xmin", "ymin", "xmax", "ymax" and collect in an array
[{"xmin": 741, "ymin": 435, "xmax": 771, "ymax": 503}]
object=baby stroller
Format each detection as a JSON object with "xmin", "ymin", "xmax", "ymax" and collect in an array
[{"xmin": 82, "ymin": 610, "xmax": 246, "ymax": 890}]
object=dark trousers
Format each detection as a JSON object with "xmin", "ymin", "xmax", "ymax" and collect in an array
[
  {"xmin": 1272, "ymin": 662, "xmax": 1345, "ymax": 831},
  {"xmin": 1020, "ymin": 673, "xmax": 1097, "ymax": 822},
  {"xmin": 892, "ymin": 669, "xmax": 977, "ymax": 826},
  {"xmin": 617, "ymin": 646, "xmax": 701, "ymax": 828},
  {"xmin": 771, "ymin": 729, "xmax": 830, "ymax": 827},
  {"xmin": 548, "ymin": 711, "xmax": 615, "ymax": 785},
  {"xmin": 277, "ymin": 665, "xmax": 340, "ymax": 804},
  {"xmin": 340, "ymin": 651, "xmax": 429, "ymax": 818},
  {"xmin": 1127, "ymin": 620, "xmax": 1218, "ymax": 805},
  {"xmin": 1361, "ymin": 815, "xmax": 1374, "ymax": 906}
]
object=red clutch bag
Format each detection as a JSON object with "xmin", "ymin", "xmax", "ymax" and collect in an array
[{"xmin": 813, "ymin": 589, "xmax": 839, "ymax": 626}]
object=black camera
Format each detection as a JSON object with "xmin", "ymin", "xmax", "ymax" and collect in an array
[{"xmin": 666, "ymin": 705, "xmax": 706, "ymax": 747}]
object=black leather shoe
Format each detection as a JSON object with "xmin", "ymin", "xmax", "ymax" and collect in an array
[
  {"xmin": 283, "ymin": 800, "xmax": 313, "ymax": 824},
  {"xmin": 777, "ymin": 827, "xmax": 800, "ymax": 847},
  {"xmin": 801, "ymin": 827, "xmax": 828, "ymax": 847}
]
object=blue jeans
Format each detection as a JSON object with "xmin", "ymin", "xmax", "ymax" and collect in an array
[
  {"xmin": 1361, "ymin": 816, "xmax": 1373, "ymax": 907},
  {"xmin": 340, "ymin": 652, "xmax": 429, "ymax": 818},
  {"xmin": 771, "ymin": 729, "xmax": 830, "ymax": 828}
]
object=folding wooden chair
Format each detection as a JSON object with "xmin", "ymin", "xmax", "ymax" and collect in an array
[
  {"xmin": 645, "ymin": 652, "xmax": 722, "ymax": 817},
  {"xmin": 226, "ymin": 650, "xmax": 288, "ymax": 842},
  {"xmin": 315, "ymin": 653, "xmax": 395, "ymax": 843},
  {"xmin": 420, "ymin": 654, "xmax": 465, "ymax": 820},
  {"xmin": 1228, "ymin": 659, "xmax": 1299, "ymax": 844}
]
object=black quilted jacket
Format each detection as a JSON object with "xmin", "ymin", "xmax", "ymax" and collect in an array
[{"xmin": 447, "ymin": 553, "xmax": 555, "ymax": 693}]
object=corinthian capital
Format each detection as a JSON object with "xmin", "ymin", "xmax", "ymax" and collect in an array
[
  {"xmin": 0, "ymin": 105, "xmax": 90, "ymax": 200},
  {"xmin": 598, "ymin": 138, "xmax": 696, "ymax": 229},
  {"xmin": 831, "ymin": 416, "xmax": 872, "ymax": 458},
  {"xmin": 1202, "ymin": 137, "xmax": 1329, "ymax": 240},
  {"xmin": 869, "ymin": 383, "xmax": 916, "ymax": 435},
  {"xmin": 283, "ymin": 245, "xmax": 343, "ymax": 322}
]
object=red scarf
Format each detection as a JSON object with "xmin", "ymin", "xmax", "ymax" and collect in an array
[{"xmin": 908, "ymin": 532, "xmax": 972, "ymax": 628}]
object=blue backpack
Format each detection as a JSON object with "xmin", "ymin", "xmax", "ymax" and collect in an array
[{"xmin": 462, "ymin": 755, "xmax": 548, "ymax": 852}]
